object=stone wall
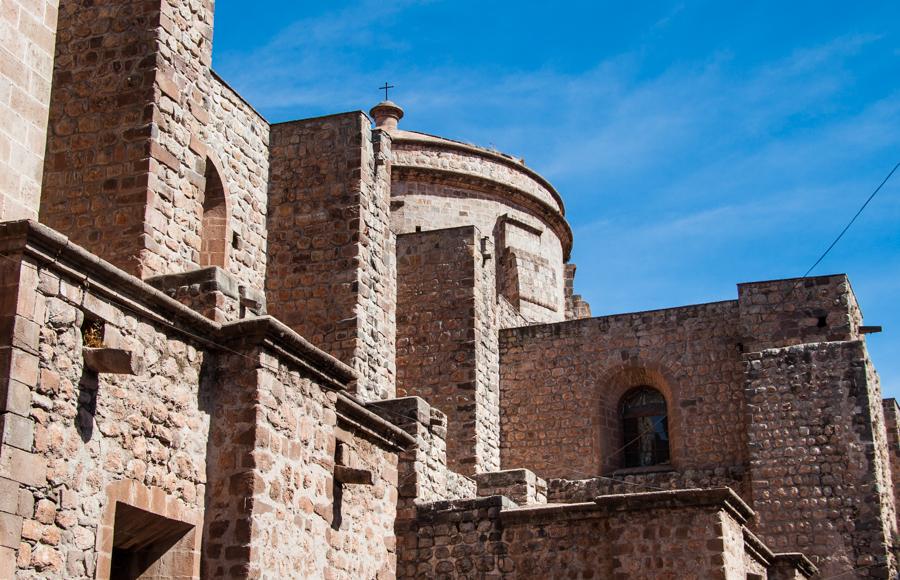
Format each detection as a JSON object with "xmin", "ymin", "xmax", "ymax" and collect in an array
[
  {"xmin": 391, "ymin": 180, "xmax": 567, "ymax": 323},
  {"xmin": 563, "ymin": 263, "xmax": 591, "ymax": 320},
  {"xmin": 202, "ymin": 74, "xmax": 269, "ymax": 291},
  {"xmin": 388, "ymin": 132, "xmax": 572, "ymax": 324},
  {"xmin": 883, "ymin": 398, "xmax": 900, "ymax": 531},
  {"xmin": 499, "ymin": 300, "xmax": 746, "ymax": 480},
  {"xmin": 40, "ymin": 0, "xmax": 270, "ymax": 285},
  {"xmin": 0, "ymin": 228, "xmax": 211, "ymax": 577},
  {"xmin": 398, "ymin": 489, "xmax": 795, "ymax": 579},
  {"xmin": 370, "ymin": 396, "xmax": 475, "ymax": 510},
  {"xmin": 738, "ymin": 275, "xmax": 862, "ymax": 352},
  {"xmin": 267, "ymin": 113, "xmax": 396, "ymax": 402},
  {"xmin": 41, "ymin": 0, "xmax": 161, "ymax": 275},
  {"xmin": 0, "ymin": 221, "xmax": 407, "ymax": 579},
  {"xmin": 209, "ymin": 340, "xmax": 402, "ymax": 579},
  {"xmin": 396, "ymin": 226, "xmax": 500, "ymax": 474},
  {"xmin": 0, "ymin": 0, "xmax": 58, "ymax": 221},
  {"xmin": 745, "ymin": 341, "xmax": 897, "ymax": 578},
  {"xmin": 547, "ymin": 467, "xmax": 747, "ymax": 503}
]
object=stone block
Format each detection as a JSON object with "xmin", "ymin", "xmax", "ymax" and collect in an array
[
  {"xmin": 0, "ymin": 477, "xmax": 17, "ymax": 514},
  {"xmin": 0, "ymin": 377, "xmax": 30, "ymax": 416},
  {"xmin": 370, "ymin": 397, "xmax": 432, "ymax": 428},
  {"xmin": 0, "ymin": 347, "xmax": 38, "ymax": 388},
  {"xmin": 0, "ymin": 412, "xmax": 33, "ymax": 451},
  {"xmin": 0, "ymin": 511, "xmax": 22, "ymax": 549},
  {"xmin": 83, "ymin": 348, "xmax": 144, "ymax": 375},
  {"xmin": 0, "ymin": 315, "xmax": 38, "ymax": 353},
  {"xmin": 0, "ymin": 445, "xmax": 45, "ymax": 487},
  {"xmin": 334, "ymin": 466, "xmax": 374, "ymax": 486}
]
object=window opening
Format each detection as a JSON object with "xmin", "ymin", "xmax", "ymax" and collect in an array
[
  {"xmin": 82, "ymin": 315, "xmax": 105, "ymax": 348},
  {"xmin": 621, "ymin": 386, "xmax": 670, "ymax": 468}
]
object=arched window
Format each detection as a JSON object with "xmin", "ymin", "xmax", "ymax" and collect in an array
[
  {"xmin": 200, "ymin": 159, "xmax": 227, "ymax": 268},
  {"xmin": 621, "ymin": 387, "xmax": 670, "ymax": 468}
]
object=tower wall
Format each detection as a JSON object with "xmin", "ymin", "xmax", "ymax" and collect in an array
[
  {"xmin": 744, "ymin": 341, "xmax": 896, "ymax": 578},
  {"xmin": 0, "ymin": 0, "xmax": 59, "ymax": 221},
  {"xmin": 40, "ymin": 0, "xmax": 269, "ymax": 288},
  {"xmin": 266, "ymin": 113, "xmax": 396, "ymax": 402},
  {"xmin": 395, "ymin": 226, "xmax": 501, "ymax": 474},
  {"xmin": 740, "ymin": 275, "xmax": 896, "ymax": 578},
  {"xmin": 388, "ymin": 133, "xmax": 572, "ymax": 324}
]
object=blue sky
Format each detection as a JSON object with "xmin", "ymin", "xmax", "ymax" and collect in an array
[{"xmin": 212, "ymin": 1, "xmax": 900, "ymax": 395}]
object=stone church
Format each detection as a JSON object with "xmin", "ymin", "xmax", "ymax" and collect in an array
[{"xmin": 0, "ymin": 0, "xmax": 897, "ymax": 578}]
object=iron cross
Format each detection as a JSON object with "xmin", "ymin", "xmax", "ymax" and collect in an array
[{"xmin": 380, "ymin": 82, "xmax": 395, "ymax": 101}]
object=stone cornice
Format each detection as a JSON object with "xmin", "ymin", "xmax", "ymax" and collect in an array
[
  {"xmin": 217, "ymin": 316, "xmax": 355, "ymax": 389},
  {"xmin": 500, "ymin": 487, "xmax": 754, "ymax": 526},
  {"xmin": 0, "ymin": 219, "xmax": 356, "ymax": 391},
  {"xmin": 336, "ymin": 394, "xmax": 417, "ymax": 452},
  {"xmin": 772, "ymin": 552, "xmax": 819, "ymax": 578},
  {"xmin": 391, "ymin": 131, "xmax": 566, "ymax": 216}
]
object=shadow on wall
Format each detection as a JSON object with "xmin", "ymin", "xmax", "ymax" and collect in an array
[{"xmin": 76, "ymin": 367, "xmax": 99, "ymax": 443}]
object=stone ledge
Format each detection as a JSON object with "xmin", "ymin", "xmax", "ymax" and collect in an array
[
  {"xmin": 336, "ymin": 394, "xmax": 416, "ymax": 452},
  {"xmin": 771, "ymin": 552, "xmax": 818, "ymax": 579},
  {"xmin": 499, "ymin": 298, "xmax": 739, "ymax": 336},
  {"xmin": 146, "ymin": 266, "xmax": 240, "ymax": 300},
  {"xmin": 415, "ymin": 495, "xmax": 515, "ymax": 522},
  {"xmin": 369, "ymin": 396, "xmax": 446, "ymax": 432},
  {"xmin": 0, "ymin": 220, "xmax": 357, "ymax": 391},
  {"xmin": 217, "ymin": 316, "xmax": 355, "ymax": 388},
  {"xmin": 501, "ymin": 487, "xmax": 754, "ymax": 526},
  {"xmin": 83, "ymin": 348, "xmax": 144, "ymax": 375},
  {"xmin": 475, "ymin": 468, "xmax": 547, "ymax": 506}
]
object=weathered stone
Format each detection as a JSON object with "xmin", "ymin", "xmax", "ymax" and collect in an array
[{"xmin": 82, "ymin": 348, "xmax": 144, "ymax": 375}]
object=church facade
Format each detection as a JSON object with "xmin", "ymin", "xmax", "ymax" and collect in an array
[{"xmin": 0, "ymin": 0, "xmax": 896, "ymax": 578}]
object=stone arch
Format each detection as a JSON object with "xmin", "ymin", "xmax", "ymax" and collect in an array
[
  {"xmin": 199, "ymin": 156, "xmax": 229, "ymax": 268},
  {"xmin": 596, "ymin": 362, "xmax": 682, "ymax": 474}
]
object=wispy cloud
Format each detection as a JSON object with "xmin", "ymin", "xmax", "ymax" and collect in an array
[{"xmin": 213, "ymin": 1, "xmax": 900, "ymax": 390}]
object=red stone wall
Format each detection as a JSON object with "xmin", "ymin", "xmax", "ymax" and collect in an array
[
  {"xmin": 40, "ymin": 0, "xmax": 270, "ymax": 288},
  {"xmin": 399, "ymin": 491, "xmax": 773, "ymax": 579},
  {"xmin": 500, "ymin": 300, "xmax": 746, "ymax": 481},
  {"xmin": 210, "ymin": 348, "xmax": 400, "ymax": 579},
  {"xmin": 737, "ymin": 275, "xmax": 862, "ymax": 352},
  {"xmin": 267, "ymin": 113, "xmax": 396, "ymax": 402},
  {"xmin": 396, "ymin": 226, "xmax": 481, "ymax": 473},
  {"xmin": 40, "ymin": 0, "xmax": 161, "ymax": 274},
  {"xmin": 202, "ymin": 76, "xmax": 270, "ymax": 291},
  {"xmin": 882, "ymin": 398, "xmax": 900, "ymax": 531},
  {"xmin": 745, "ymin": 341, "xmax": 897, "ymax": 578},
  {"xmin": 0, "ymin": 0, "xmax": 58, "ymax": 221},
  {"xmin": 0, "ymin": 251, "xmax": 210, "ymax": 576},
  {"xmin": 0, "ymin": 223, "xmax": 403, "ymax": 578}
]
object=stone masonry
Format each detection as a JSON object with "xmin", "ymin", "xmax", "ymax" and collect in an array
[
  {"xmin": 0, "ymin": 0, "xmax": 58, "ymax": 221},
  {"xmin": 0, "ymin": 0, "xmax": 896, "ymax": 577}
]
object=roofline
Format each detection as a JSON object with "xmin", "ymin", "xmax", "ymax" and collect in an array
[{"xmin": 391, "ymin": 131, "xmax": 567, "ymax": 217}]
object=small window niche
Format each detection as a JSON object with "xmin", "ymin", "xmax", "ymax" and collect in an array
[
  {"xmin": 200, "ymin": 158, "xmax": 228, "ymax": 269},
  {"xmin": 82, "ymin": 315, "xmax": 106, "ymax": 348},
  {"xmin": 109, "ymin": 503, "xmax": 196, "ymax": 579}
]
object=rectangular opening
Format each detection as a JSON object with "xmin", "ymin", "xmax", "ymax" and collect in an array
[
  {"xmin": 110, "ymin": 503, "xmax": 195, "ymax": 579},
  {"xmin": 82, "ymin": 315, "xmax": 105, "ymax": 348}
]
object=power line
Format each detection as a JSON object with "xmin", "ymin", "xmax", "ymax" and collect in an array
[
  {"xmin": 800, "ymin": 161, "xmax": 899, "ymax": 280},
  {"xmin": 776, "ymin": 160, "xmax": 899, "ymax": 305}
]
